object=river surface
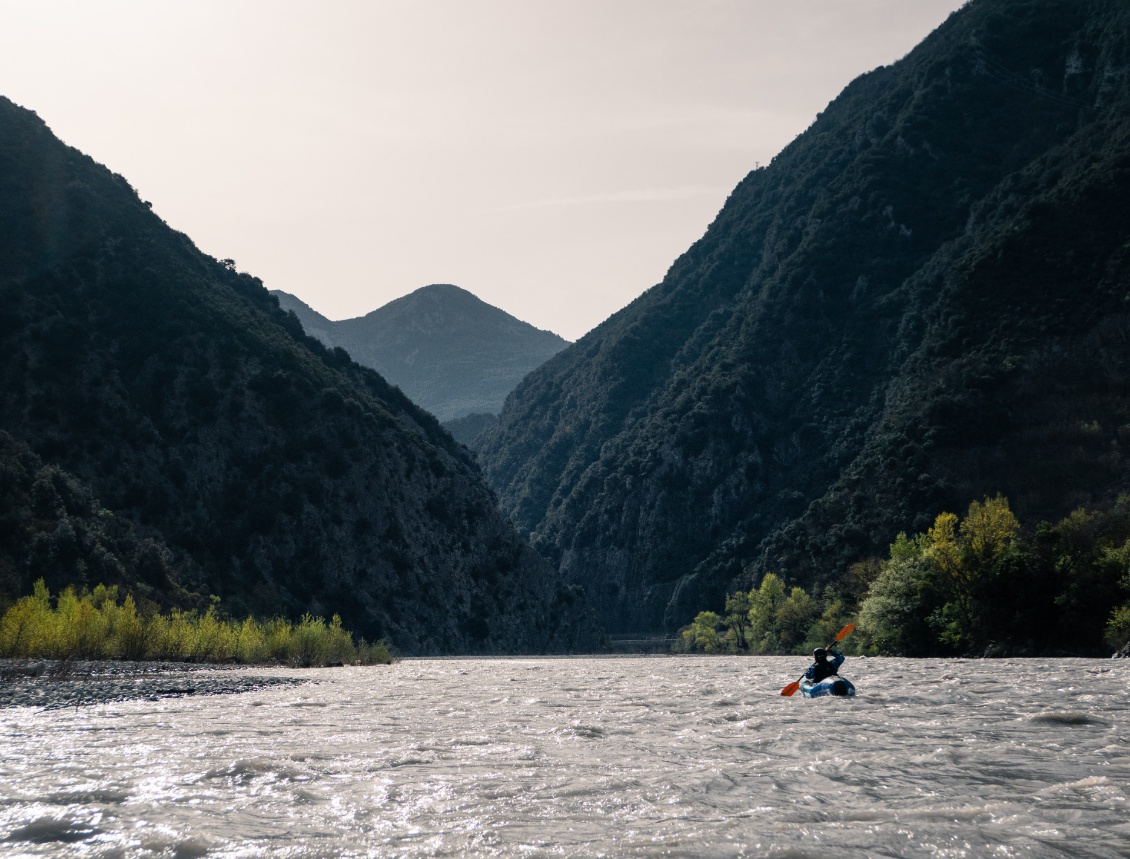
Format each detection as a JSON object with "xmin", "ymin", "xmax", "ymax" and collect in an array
[{"xmin": 1, "ymin": 656, "xmax": 1128, "ymax": 858}]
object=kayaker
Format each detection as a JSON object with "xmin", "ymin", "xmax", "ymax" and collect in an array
[
  {"xmin": 805, "ymin": 647, "xmax": 844, "ymax": 684},
  {"xmin": 780, "ymin": 624, "xmax": 854, "ymax": 697}
]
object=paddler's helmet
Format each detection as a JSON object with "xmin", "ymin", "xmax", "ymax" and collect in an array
[{"xmin": 813, "ymin": 648, "xmax": 827, "ymax": 661}]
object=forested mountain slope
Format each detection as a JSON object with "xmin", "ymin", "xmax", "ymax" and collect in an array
[
  {"xmin": 0, "ymin": 97, "xmax": 596, "ymax": 653},
  {"xmin": 273, "ymin": 285, "xmax": 569, "ymax": 422},
  {"xmin": 0, "ymin": 431, "xmax": 199, "ymax": 611},
  {"xmin": 478, "ymin": 0, "xmax": 1130, "ymax": 633}
]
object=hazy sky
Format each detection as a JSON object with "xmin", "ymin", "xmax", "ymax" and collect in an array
[{"xmin": 1, "ymin": 1, "xmax": 965, "ymax": 340}]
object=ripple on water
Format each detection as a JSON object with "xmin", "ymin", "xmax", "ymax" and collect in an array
[
  {"xmin": 134, "ymin": 834, "xmax": 212, "ymax": 858},
  {"xmin": 1027, "ymin": 711, "xmax": 1110, "ymax": 726},
  {"xmin": 6, "ymin": 816, "xmax": 108, "ymax": 847},
  {"xmin": 39, "ymin": 788, "xmax": 131, "ymax": 806},
  {"xmin": 560, "ymin": 723, "xmax": 606, "ymax": 740}
]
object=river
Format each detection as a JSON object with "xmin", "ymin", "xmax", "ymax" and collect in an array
[{"xmin": 1, "ymin": 656, "xmax": 1127, "ymax": 857}]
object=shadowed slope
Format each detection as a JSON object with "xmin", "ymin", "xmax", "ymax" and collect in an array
[
  {"xmin": 0, "ymin": 97, "xmax": 597, "ymax": 653},
  {"xmin": 478, "ymin": 0, "xmax": 1130, "ymax": 633}
]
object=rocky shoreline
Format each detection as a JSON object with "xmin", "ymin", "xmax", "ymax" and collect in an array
[{"xmin": 0, "ymin": 659, "xmax": 308, "ymax": 710}]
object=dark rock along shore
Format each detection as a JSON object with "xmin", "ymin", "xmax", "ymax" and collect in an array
[{"xmin": 0, "ymin": 659, "xmax": 309, "ymax": 710}]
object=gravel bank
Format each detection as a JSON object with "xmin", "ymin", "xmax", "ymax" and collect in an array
[{"xmin": 0, "ymin": 659, "xmax": 308, "ymax": 709}]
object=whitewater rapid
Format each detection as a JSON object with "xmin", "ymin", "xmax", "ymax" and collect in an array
[{"xmin": 1, "ymin": 656, "xmax": 1127, "ymax": 857}]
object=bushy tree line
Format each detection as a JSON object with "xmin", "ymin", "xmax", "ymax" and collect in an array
[
  {"xmin": 679, "ymin": 495, "xmax": 1130, "ymax": 657},
  {"xmin": 675, "ymin": 573, "xmax": 852, "ymax": 655},
  {"xmin": 856, "ymin": 495, "xmax": 1130, "ymax": 656},
  {"xmin": 0, "ymin": 580, "xmax": 391, "ymax": 666}
]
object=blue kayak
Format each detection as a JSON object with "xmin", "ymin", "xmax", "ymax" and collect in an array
[{"xmin": 800, "ymin": 676, "xmax": 856, "ymax": 698}]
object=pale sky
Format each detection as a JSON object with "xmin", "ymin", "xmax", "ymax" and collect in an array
[{"xmin": 0, "ymin": 1, "xmax": 965, "ymax": 340}]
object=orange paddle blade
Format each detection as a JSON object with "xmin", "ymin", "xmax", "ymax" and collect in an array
[
  {"xmin": 780, "ymin": 680, "xmax": 801, "ymax": 697},
  {"xmin": 833, "ymin": 623, "xmax": 855, "ymax": 644}
]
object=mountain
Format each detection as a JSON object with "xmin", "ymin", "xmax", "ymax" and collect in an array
[
  {"xmin": 477, "ymin": 0, "xmax": 1130, "ymax": 634},
  {"xmin": 272, "ymin": 285, "xmax": 569, "ymax": 423},
  {"xmin": 0, "ymin": 95, "xmax": 598, "ymax": 654}
]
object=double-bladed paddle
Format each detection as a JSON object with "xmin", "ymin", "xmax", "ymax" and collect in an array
[{"xmin": 779, "ymin": 623, "xmax": 855, "ymax": 697}]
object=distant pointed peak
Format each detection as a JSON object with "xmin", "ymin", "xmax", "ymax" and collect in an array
[
  {"xmin": 416, "ymin": 283, "xmax": 473, "ymax": 295},
  {"xmin": 396, "ymin": 283, "xmax": 486, "ymax": 306}
]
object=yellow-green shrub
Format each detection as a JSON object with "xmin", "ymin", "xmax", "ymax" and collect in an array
[{"xmin": 0, "ymin": 580, "xmax": 392, "ymax": 666}]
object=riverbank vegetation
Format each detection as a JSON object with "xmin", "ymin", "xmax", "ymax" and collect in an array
[
  {"xmin": 0, "ymin": 580, "xmax": 391, "ymax": 666},
  {"xmin": 678, "ymin": 495, "xmax": 1130, "ymax": 657},
  {"xmin": 675, "ymin": 573, "xmax": 853, "ymax": 656}
]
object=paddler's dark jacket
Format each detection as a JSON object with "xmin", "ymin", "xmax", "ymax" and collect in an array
[{"xmin": 805, "ymin": 649, "xmax": 844, "ymax": 684}]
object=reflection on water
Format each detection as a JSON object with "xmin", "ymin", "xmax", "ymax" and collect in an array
[{"xmin": 1, "ymin": 656, "xmax": 1128, "ymax": 857}]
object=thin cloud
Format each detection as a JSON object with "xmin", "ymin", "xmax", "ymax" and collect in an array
[{"xmin": 494, "ymin": 185, "xmax": 724, "ymax": 212}]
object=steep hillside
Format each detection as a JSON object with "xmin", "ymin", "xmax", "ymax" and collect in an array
[
  {"xmin": 0, "ymin": 432, "xmax": 199, "ymax": 612},
  {"xmin": 478, "ymin": 0, "xmax": 1130, "ymax": 633},
  {"xmin": 273, "ymin": 285, "xmax": 569, "ymax": 422},
  {"xmin": 271, "ymin": 292, "xmax": 340, "ymax": 347},
  {"xmin": 0, "ymin": 96, "xmax": 597, "ymax": 653}
]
